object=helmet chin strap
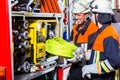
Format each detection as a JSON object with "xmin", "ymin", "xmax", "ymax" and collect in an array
[{"xmin": 94, "ymin": 13, "xmax": 98, "ymax": 26}]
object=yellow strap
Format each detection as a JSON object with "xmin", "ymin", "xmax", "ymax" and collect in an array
[
  {"xmin": 96, "ymin": 62, "xmax": 101, "ymax": 75},
  {"xmin": 101, "ymin": 61, "xmax": 111, "ymax": 73},
  {"xmin": 115, "ymin": 70, "xmax": 118, "ymax": 80},
  {"xmin": 96, "ymin": 51, "xmax": 100, "ymax": 62},
  {"xmin": 95, "ymin": 51, "xmax": 101, "ymax": 74}
]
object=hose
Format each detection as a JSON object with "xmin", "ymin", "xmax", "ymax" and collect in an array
[{"xmin": 46, "ymin": 37, "xmax": 77, "ymax": 58}]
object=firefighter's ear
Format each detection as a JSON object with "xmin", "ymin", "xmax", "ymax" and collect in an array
[{"xmin": 85, "ymin": 13, "xmax": 89, "ymax": 19}]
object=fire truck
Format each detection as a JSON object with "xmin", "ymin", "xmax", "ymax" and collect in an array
[
  {"xmin": 0, "ymin": 0, "xmax": 72, "ymax": 80},
  {"xmin": 0, "ymin": 0, "xmax": 120, "ymax": 80}
]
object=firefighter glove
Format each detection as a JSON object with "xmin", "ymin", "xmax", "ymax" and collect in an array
[
  {"xmin": 82, "ymin": 63, "xmax": 101, "ymax": 78},
  {"xmin": 67, "ymin": 47, "xmax": 85, "ymax": 63}
]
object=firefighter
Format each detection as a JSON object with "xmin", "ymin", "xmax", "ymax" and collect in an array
[
  {"xmin": 82, "ymin": 0, "xmax": 120, "ymax": 80},
  {"xmin": 67, "ymin": 0, "xmax": 98, "ymax": 80}
]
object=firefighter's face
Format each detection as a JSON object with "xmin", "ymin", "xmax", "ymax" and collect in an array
[{"xmin": 74, "ymin": 13, "xmax": 87, "ymax": 24}]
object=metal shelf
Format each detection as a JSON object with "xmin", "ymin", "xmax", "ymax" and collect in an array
[
  {"xmin": 12, "ymin": 11, "xmax": 62, "ymax": 18},
  {"xmin": 14, "ymin": 66, "xmax": 56, "ymax": 80}
]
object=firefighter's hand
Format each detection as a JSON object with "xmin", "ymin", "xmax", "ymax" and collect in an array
[
  {"xmin": 82, "ymin": 63, "xmax": 100, "ymax": 79},
  {"xmin": 67, "ymin": 47, "xmax": 84, "ymax": 63},
  {"xmin": 67, "ymin": 52, "xmax": 79, "ymax": 63}
]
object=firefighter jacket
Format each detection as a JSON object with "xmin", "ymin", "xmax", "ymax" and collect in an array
[
  {"xmin": 70, "ymin": 18, "xmax": 98, "ymax": 48},
  {"xmin": 88, "ymin": 24, "xmax": 120, "ymax": 80}
]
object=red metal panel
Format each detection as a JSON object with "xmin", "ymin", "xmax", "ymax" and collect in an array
[{"xmin": 0, "ymin": 0, "xmax": 12, "ymax": 80}]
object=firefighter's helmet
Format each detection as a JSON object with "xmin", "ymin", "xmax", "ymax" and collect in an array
[
  {"xmin": 72, "ymin": 0, "xmax": 90, "ymax": 13},
  {"xmin": 91, "ymin": 0, "xmax": 114, "ymax": 14}
]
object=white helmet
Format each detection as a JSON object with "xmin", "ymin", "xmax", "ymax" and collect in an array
[
  {"xmin": 91, "ymin": 0, "xmax": 114, "ymax": 14},
  {"xmin": 72, "ymin": 0, "xmax": 90, "ymax": 13}
]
